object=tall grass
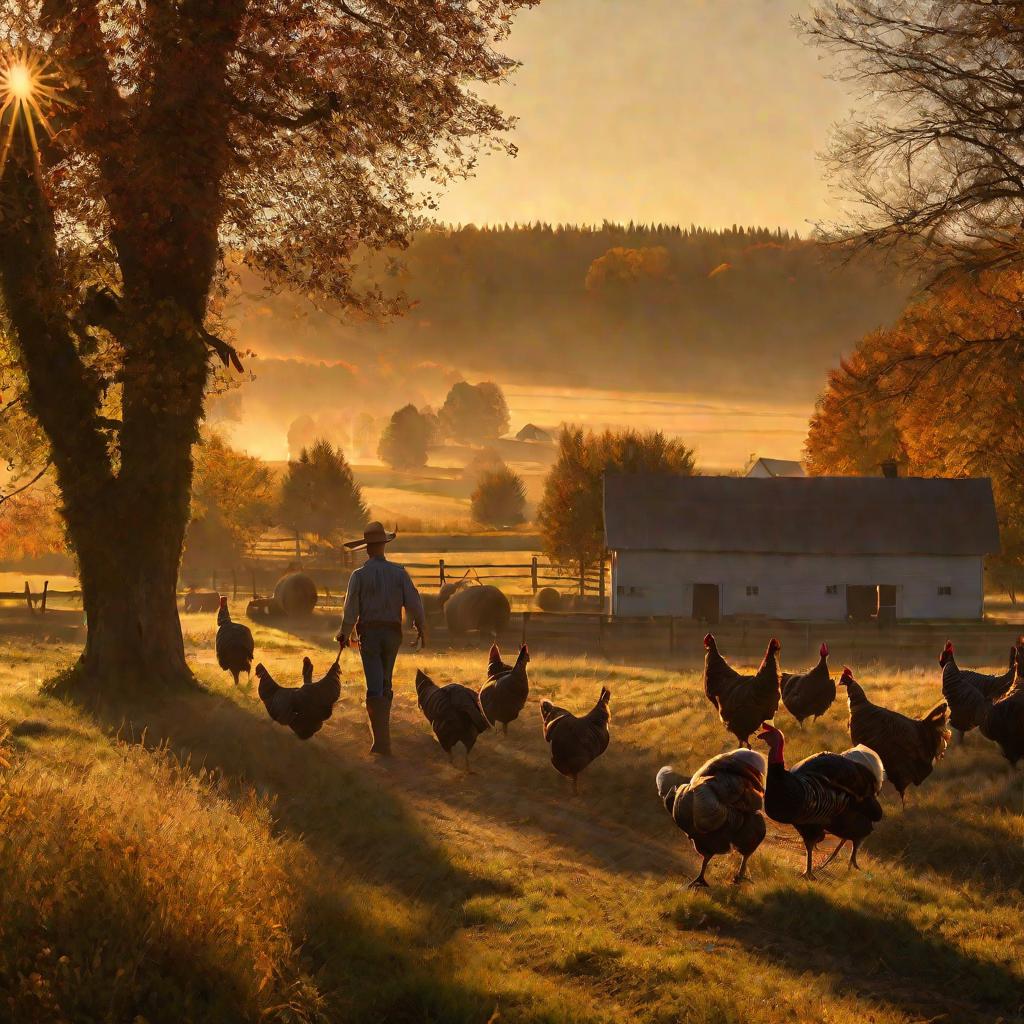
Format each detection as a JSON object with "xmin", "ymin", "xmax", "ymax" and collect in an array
[{"xmin": 0, "ymin": 727, "xmax": 324, "ymax": 1023}]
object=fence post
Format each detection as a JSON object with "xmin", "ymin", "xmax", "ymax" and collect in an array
[
  {"xmin": 41, "ymin": 580, "xmax": 48, "ymax": 614},
  {"xmin": 669, "ymin": 616, "xmax": 675, "ymax": 654},
  {"xmin": 251, "ymin": 570, "xmax": 257, "ymax": 599},
  {"xmin": 232, "ymin": 569, "xmax": 238, "ymax": 600},
  {"xmin": 521, "ymin": 610, "xmax": 530, "ymax": 645},
  {"xmin": 599, "ymin": 552, "xmax": 606, "ymax": 609},
  {"xmin": 579, "ymin": 565, "xmax": 585, "ymax": 597},
  {"xmin": 531, "ymin": 556, "xmax": 538, "ymax": 594},
  {"xmin": 439, "ymin": 559, "xmax": 446, "ymax": 588},
  {"xmin": 23, "ymin": 581, "xmax": 33, "ymax": 614},
  {"xmin": 211, "ymin": 570, "xmax": 217, "ymax": 594}
]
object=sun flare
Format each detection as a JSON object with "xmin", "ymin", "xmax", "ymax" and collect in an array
[{"xmin": 0, "ymin": 48, "xmax": 67, "ymax": 175}]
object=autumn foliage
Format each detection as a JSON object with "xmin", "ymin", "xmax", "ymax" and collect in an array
[{"xmin": 805, "ymin": 274, "xmax": 1024, "ymax": 596}]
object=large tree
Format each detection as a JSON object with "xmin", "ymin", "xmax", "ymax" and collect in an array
[
  {"xmin": 0, "ymin": 1, "xmax": 536, "ymax": 689},
  {"xmin": 537, "ymin": 426, "xmax": 697, "ymax": 573}
]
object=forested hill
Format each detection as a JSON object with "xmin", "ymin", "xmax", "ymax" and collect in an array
[{"xmin": 232, "ymin": 223, "xmax": 913, "ymax": 402}]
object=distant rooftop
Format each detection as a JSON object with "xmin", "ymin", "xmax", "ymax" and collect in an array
[
  {"xmin": 746, "ymin": 457, "xmax": 805, "ymax": 478},
  {"xmin": 604, "ymin": 474, "xmax": 1000, "ymax": 556}
]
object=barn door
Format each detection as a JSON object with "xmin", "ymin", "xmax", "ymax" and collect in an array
[{"xmin": 692, "ymin": 583, "xmax": 720, "ymax": 624}]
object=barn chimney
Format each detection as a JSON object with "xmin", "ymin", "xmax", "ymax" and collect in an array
[{"xmin": 881, "ymin": 458, "xmax": 899, "ymax": 478}]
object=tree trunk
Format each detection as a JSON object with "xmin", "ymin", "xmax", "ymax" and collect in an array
[{"xmin": 77, "ymin": 534, "xmax": 188, "ymax": 688}]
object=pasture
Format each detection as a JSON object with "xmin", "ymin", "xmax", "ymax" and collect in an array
[{"xmin": 1, "ymin": 612, "xmax": 1023, "ymax": 1023}]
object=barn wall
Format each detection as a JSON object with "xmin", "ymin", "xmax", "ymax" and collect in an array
[{"xmin": 611, "ymin": 551, "xmax": 984, "ymax": 620}]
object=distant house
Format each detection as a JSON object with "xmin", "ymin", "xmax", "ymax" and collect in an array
[
  {"xmin": 604, "ymin": 474, "xmax": 1000, "ymax": 622},
  {"xmin": 746, "ymin": 457, "xmax": 805, "ymax": 478},
  {"xmin": 516, "ymin": 423, "xmax": 553, "ymax": 444}
]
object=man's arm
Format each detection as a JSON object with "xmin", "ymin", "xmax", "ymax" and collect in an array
[
  {"xmin": 336, "ymin": 570, "xmax": 361, "ymax": 644},
  {"xmin": 401, "ymin": 567, "xmax": 426, "ymax": 638}
]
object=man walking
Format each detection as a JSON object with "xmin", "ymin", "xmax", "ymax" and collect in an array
[{"xmin": 336, "ymin": 522, "xmax": 426, "ymax": 756}]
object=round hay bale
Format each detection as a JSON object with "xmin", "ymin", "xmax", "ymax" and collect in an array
[
  {"xmin": 272, "ymin": 572, "xmax": 318, "ymax": 617},
  {"xmin": 444, "ymin": 584, "xmax": 511, "ymax": 636},
  {"xmin": 535, "ymin": 587, "xmax": 562, "ymax": 612},
  {"xmin": 184, "ymin": 589, "xmax": 221, "ymax": 613}
]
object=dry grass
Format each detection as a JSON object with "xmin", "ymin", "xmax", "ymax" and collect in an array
[{"xmin": 1, "ymin": 615, "xmax": 1023, "ymax": 1023}]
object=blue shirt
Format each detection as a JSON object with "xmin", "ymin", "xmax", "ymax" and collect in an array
[{"xmin": 340, "ymin": 555, "xmax": 425, "ymax": 635}]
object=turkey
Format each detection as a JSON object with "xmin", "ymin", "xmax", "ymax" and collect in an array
[
  {"xmin": 703, "ymin": 634, "xmax": 781, "ymax": 747},
  {"xmin": 758, "ymin": 722, "xmax": 884, "ymax": 878},
  {"xmin": 941, "ymin": 643, "xmax": 1018, "ymax": 740},
  {"xmin": 215, "ymin": 597, "xmax": 254, "ymax": 687},
  {"xmin": 780, "ymin": 642, "xmax": 836, "ymax": 725},
  {"xmin": 415, "ymin": 669, "xmax": 491, "ymax": 771},
  {"xmin": 656, "ymin": 749, "xmax": 767, "ymax": 888},
  {"xmin": 540, "ymin": 687, "xmax": 611, "ymax": 795},
  {"xmin": 839, "ymin": 666, "xmax": 949, "ymax": 805},
  {"xmin": 942, "ymin": 641, "xmax": 1024, "ymax": 767},
  {"xmin": 255, "ymin": 653, "xmax": 342, "ymax": 740},
  {"xmin": 479, "ymin": 643, "xmax": 530, "ymax": 735}
]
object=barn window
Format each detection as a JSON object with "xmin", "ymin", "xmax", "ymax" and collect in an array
[
  {"xmin": 937, "ymin": 586, "xmax": 953, "ymax": 596},
  {"xmin": 825, "ymin": 585, "xmax": 839, "ymax": 596},
  {"xmin": 745, "ymin": 585, "xmax": 759, "ymax": 597},
  {"xmin": 617, "ymin": 585, "xmax": 645, "ymax": 597}
]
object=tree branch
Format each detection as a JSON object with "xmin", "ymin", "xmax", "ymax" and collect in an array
[
  {"xmin": 0, "ymin": 460, "xmax": 52, "ymax": 507},
  {"xmin": 230, "ymin": 92, "xmax": 341, "ymax": 129}
]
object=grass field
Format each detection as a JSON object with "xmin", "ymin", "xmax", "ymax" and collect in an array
[{"xmin": 1, "ymin": 612, "xmax": 1023, "ymax": 1022}]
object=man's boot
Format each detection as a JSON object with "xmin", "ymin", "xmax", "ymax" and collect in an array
[{"xmin": 366, "ymin": 694, "xmax": 393, "ymax": 756}]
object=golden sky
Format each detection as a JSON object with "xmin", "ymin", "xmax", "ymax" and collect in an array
[{"xmin": 438, "ymin": 0, "xmax": 851, "ymax": 231}]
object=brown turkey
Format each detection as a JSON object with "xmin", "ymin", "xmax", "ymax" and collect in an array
[
  {"xmin": 759, "ymin": 722, "xmax": 884, "ymax": 878},
  {"xmin": 540, "ymin": 687, "xmax": 610, "ymax": 795},
  {"xmin": 216, "ymin": 597, "xmax": 254, "ymax": 687},
  {"xmin": 941, "ymin": 643, "xmax": 1018, "ymax": 740},
  {"xmin": 941, "ymin": 641, "xmax": 1024, "ymax": 768},
  {"xmin": 479, "ymin": 643, "xmax": 530, "ymax": 735},
  {"xmin": 656, "ymin": 749, "xmax": 767, "ymax": 888},
  {"xmin": 780, "ymin": 642, "xmax": 835, "ymax": 725},
  {"xmin": 703, "ymin": 634, "xmax": 781, "ymax": 747},
  {"xmin": 255, "ymin": 653, "xmax": 342, "ymax": 740},
  {"xmin": 415, "ymin": 669, "xmax": 491, "ymax": 771},
  {"xmin": 839, "ymin": 666, "xmax": 949, "ymax": 805}
]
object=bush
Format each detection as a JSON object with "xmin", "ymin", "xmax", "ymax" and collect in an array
[
  {"xmin": 471, "ymin": 467, "xmax": 527, "ymax": 528},
  {"xmin": 0, "ymin": 732, "xmax": 324, "ymax": 1023}
]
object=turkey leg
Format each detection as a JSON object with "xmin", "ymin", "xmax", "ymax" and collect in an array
[
  {"xmin": 819, "ymin": 838, "xmax": 847, "ymax": 869},
  {"xmin": 688, "ymin": 856, "xmax": 711, "ymax": 889},
  {"xmin": 848, "ymin": 840, "xmax": 863, "ymax": 871},
  {"xmin": 800, "ymin": 841, "xmax": 818, "ymax": 880},
  {"xmin": 732, "ymin": 854, "xmax": 752, "ymax": 885}
]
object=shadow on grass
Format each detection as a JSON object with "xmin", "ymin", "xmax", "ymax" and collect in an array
[
  {"xmin": 718, "ymin": 886, "xmax": 1024, "ymax": 1023},
  {"xmin": 57, "ymin": 680, "xmax": 528, "ymax": 1021}
]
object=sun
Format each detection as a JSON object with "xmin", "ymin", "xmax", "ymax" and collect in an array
[
  {"xmin": 5, "ymin": 62, "xmax": 35, "ymax": 102},
  {"xmin": 0, "ymin": 48, "xmax": 68, "ymax": 175}
]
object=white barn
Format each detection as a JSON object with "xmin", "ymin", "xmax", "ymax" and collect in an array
[{"xmin": 605, "ymin": 474, "xmax": 1000, "ymax": 622}]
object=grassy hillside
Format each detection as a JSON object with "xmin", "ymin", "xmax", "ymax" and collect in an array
[{"xmin": 1, "ymin": 614, "xmax": 1023, "ymax": 1022}]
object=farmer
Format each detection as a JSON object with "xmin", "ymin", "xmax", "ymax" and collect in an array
[{"xmin": 336, "ymin": 522, "xmax": 426, "ymax": 757}]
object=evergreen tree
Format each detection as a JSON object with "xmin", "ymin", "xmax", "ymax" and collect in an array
[{"xmin": 278, "ymin": 440, "xmax": 368, "ymax": 547}]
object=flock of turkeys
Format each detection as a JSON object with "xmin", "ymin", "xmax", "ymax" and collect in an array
[{"xmin": 215, "ymin": 596, "xmax": 1023, "ymax": 885}]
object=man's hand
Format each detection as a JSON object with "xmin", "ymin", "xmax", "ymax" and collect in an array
[
  {"xmin": 335, "ymin": 630, "xmax": 350, "ymax": 649},
  {"xmin": 410, "ymin": 629, "xmax": 426, "ymax": 651}
]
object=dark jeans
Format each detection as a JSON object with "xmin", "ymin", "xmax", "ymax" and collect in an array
[{"xmin": 358, "ymin": 625, "xmax": 402, "ymax": 698}]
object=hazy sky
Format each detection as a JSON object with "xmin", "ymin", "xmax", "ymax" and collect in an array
[{"xmin": 438, "ymin": 0, "xmax": 852, "ymax": 231}]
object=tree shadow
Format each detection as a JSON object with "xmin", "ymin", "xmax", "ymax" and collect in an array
[
  {"xmin": 72, "ymin": 682, "xmax": 518, "ymax": 925},
  {"xmin": 719, "ymin": 886, "xmax": 1024, "ymax": 1023}
]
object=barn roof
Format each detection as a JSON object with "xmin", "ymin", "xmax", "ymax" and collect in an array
[{"xmin": 603, "ymin": 474, "xmax": 1000, "ymax": 556}]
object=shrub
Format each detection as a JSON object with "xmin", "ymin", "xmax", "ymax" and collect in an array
[{"xmin": 471, "ymin": 467, "xmax": 527, "ymax": 528}]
